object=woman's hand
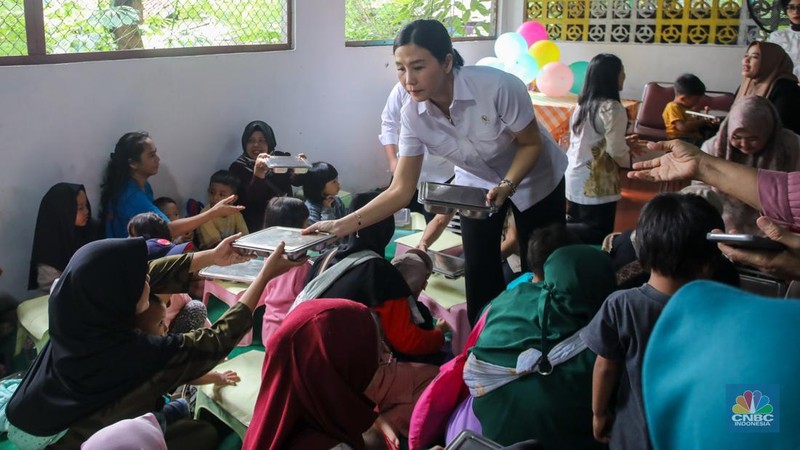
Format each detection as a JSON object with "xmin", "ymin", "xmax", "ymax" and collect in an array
[
  {"xmin": 719, "ymin": 217, "xmax": 800, "ymax": 281},
  {"xmin": 302, "ymin": 219, "xmax": 348, "ymax": 238},
  {"xmin": 254, "ymin": 152, "xmax": 271, "ymax": 178},
  {"xmin": 627, "ymin": 140, "xmax": 704, "ymax": 182},
  {"xmin": 208, "ymin": 195, "xmax": 245, "ymax": 218},
  {"xmin": 211, "ymin": 233, "xmax": 254, "ymax": 266},
  {"xmin": 487, "ymin": 182, "xmax": 514, "ymax": 209}
]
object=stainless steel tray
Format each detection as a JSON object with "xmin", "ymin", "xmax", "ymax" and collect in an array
[
  {"xmin": 233, "ymin": 227, "xmax": 336, "ymax": 259},
  {"xmin": 265, "ymin": 156, "xmax": 311, "ymax": 174},
  {"xmin": 418, "ymin": 181, "xmax": 497, "ymax": 219},
  {"xmin": 428, "ymin": 250, "xmax": 465, "ymax": 279},
  {"xmin": 198, "ymin": 259, "xmax": 265, "ymax": 284}
]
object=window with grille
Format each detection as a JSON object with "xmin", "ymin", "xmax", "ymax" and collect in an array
[
  {"xmin": 346, "ymin": 0, "xmax": 497, "ymax": 44},
  {"xmin": 523, "ymin": 1, "xmax": 781, "ymax": 46},
  {"xmin": 0, "ymin": 0, "xmax": 290, "ymax": 64}
]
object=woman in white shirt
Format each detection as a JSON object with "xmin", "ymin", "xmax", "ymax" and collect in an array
[
  {"xmin": 565, "ymin": 54, "xmax": 632, "ymax": 244},
  {"xmin": 769, "ymin": 0, "xmax": 800, "ymax": 78},
  {"xmin": 307, "ymin": 19, "xmax": 567, "ymax": 324}
]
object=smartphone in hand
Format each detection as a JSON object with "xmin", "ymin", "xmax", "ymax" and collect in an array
[{"xmin": 706, "ymin": 233, "xmax": 786, "ymax": 251}]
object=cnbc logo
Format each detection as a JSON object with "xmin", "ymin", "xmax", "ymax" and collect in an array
[{"xmin": 728, "ymin": 385, "xmax": 780, "ymax": 433}]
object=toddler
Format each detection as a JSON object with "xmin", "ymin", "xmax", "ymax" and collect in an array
[
  {"xmin": 662, "ymin": 73, "xmax": 717, "ymax": 144},
  {"xmin": 298, "ymin": 162, "xmax": 346, "ymax": 225},
  {"xmin": 154, "ymin": 196, "xmax": 193, "ymax": 244}
]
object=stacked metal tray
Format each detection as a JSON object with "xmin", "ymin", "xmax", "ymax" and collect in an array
[
  {"xmin": 428, "ymin": 249, "xmax": 465, "ymax": 279},
  {"xmin": 265, "ymin": 155, "xmax": 312, "ymax": 174},
  {"xmin": 233, "ymin": 226, "xmax": 336, "ymax": 260},
  {"xmin": 394, "ymin": 208, "xmax": 411, "ymax": 226},
  {"xmin": 418, "ymin": 181, "xmax": 497, "ymax": 219},
  {"xmin": 198, "ymin": 259, "xmax": 265, "ymax": 284}
]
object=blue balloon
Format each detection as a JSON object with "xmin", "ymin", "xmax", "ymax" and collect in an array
[
  {"xmin": 507, "ymin": 54, "xmax": 539, "ymax": 85},
  {"xmin": 494, "ymin": 32, "xmax": 528, "ymax": 63},
  {"xmin": 476, "ymin": 56, "xmax": 506, "ymax": 71},
  {"xmin": 569, "ymin": 61, "xmax": 589, "ymax": 95}
]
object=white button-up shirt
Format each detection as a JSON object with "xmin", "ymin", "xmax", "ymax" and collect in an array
[
  {"xmin": 398, "ymin": 66, "xmax": 567, "ymax": 211},
  {"xmin": 769, "ymin": 28, "xmax": 800, "ymax": 79},
  {"xmin": 380, "ymin": 82, "xmax": 455, "ymax": 184}
]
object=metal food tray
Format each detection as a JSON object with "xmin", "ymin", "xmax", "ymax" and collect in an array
[
  {"xmin": 394, "ymin": 208, "xmax": 411, "ymax": 226},
  {"xmin": 428, "ymin": 250, "xmax": 465, "ymax": 279},
  {"xmin": 265, "ymin": 156, "xmax": 311, "ymax": 174},
  {"xmin": 198, "ymin": 259, "xmax": 265, "ymax": 284},
  {"xmin": 233, "ymin": 227, "xmax": 335, "ymax": 259},
  {"xmin": 418, "ymin": 181, "xmax": 497, "ymax": 219}
]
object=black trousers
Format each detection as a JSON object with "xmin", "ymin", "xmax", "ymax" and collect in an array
[
  {"xmin": 460, "ymin": 177, "xmax": 566, "ymax": 324},
  {"xmin": 566, "ymin": 200, "xmax": 617, "ymax": 246}
]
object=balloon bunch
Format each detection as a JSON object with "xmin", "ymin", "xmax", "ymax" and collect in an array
[{"xmin": 477, "ymin": 21, "xmax": 589, "ymax": 98}]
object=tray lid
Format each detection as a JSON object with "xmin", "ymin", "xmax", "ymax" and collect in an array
[
  {"xmin": 233, "ymin": 227, "xmax": 335, "ymax": 254},
  {"xmin": 265, "ymin": 155, "xmax": 312, "ymax": 169},
  {"xmin": 428, "ymin": 250, "xmax": 465, "ymax": 277}
]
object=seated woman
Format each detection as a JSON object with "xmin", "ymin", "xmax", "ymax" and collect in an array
[
  {"xmin": 243, "ymin": 299, "xmax": 383, "ymax": 450},
  {"xmin": 296, "ymin": 192, "xmax": 448, "ymax": 362},
  {"xmin": 29, "ymin": 183, "xmax": 101, "ymax": 293},
  {"xmin": 102, "ymin": 132, "xmax": 242, "ymax": 238},
  {"xmin": 6, "ymin": 236, "xmax": 299, "ymax": 449},
  {"xmin": 464, "ymin": 245, "xmax": 616, "ymax": 450},
  {"xmin": 229, "ymin": 121, "xmax": 294, "ymax": 232},
  {"xmin": 700, "ymin": 96, "xmax": 800, "ymax": 234},
  {"xmin": 737, "ymin": 41, "xmax": 800, "ymax": 134}
]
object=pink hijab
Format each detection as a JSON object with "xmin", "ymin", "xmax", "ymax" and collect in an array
[
  {"xmin": 707, "ymin": 96, "xmax": 800, "ymax": 233},
  {"xmin": 81, "ymin": 413, "xmax": 166, "ymax": 450}
]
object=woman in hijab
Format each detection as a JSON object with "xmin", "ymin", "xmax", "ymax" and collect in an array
[
  {"xmin": 700, "ymin": 96, "xmax": 800, "ymax": 234},
  {"xmin": 28, "ymin": 183, "xmax": 100, "ymax": 293},
  {"xmin": 298, "ymin": 192, "xmax": 447, "ymax": 361},
  {"xmin": 243, "ymin": 299, "xmax": 381, "ymax": 450},
  {"xmin": 6, "ymin": 236, "xmax": 298, "ymax": 449},
  {"xmin": 736, "ymin": 41, "xmax": 800, "ymax": 134},
  {"xmin": 229, "ymin": 120, "xmax": 293, "ymax": 232},
  {"xmin": 464, "ymin": 245, "xmax": 616, "ymax": 450}
]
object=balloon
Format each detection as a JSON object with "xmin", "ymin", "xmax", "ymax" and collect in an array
[
  {"xmin": 476, "ymin": 56, "xmax": 506, "ymax": 71},
  {"xmin": 528, "ymin": 40, "xmax": 560, "ymax": 68},
  {"xmin": 494, "ymin": 32, "xmax": 528, "ymax": 63},
  {"xmin": 569, "ymin": 61, "xmax": 589, "ymax": 95},
  {"xmin": 537, "ymin": 62, "xmax": 574, "ymax": 97},
  {"xmin": 506, "ymin": 54, "xmax": 539, "ymax": 85},
  {"xmin": 516, "ymin": 21, "xmax": 549, "ymax": 47}
]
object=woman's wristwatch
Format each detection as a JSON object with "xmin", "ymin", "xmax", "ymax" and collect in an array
[{"xmin": 498, "ymin": 178, "xmax": 518, "ymax": 196}]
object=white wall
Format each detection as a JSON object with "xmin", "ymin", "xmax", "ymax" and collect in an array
[{"xmin": 0, "ymin": 0, "xmax": 746, "ymax": 299}]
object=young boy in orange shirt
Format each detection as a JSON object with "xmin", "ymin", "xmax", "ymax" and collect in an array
[{"xmin": 662, "ymin": 74, "xmax": 716, "ymax": 145}]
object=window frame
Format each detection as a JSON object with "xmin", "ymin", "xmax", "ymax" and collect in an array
[
  {"xmin": 0, "ymin": 0, "xmax": 293, "ymax": 66},
  {"xmin": 344, "ymin": 0, "xmax": 499, "ymax": 47}
]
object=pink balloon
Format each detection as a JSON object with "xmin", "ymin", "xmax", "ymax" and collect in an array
[
  {"xmin": 537, "ymin": 62, "xmax": 574, "ymax": 98},
  {"xmin": 516, "ymin": 21, "xmax": 549, "ymax": 47}
]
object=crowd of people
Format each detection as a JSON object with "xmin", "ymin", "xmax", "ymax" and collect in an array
[{"xmin": 6, "ymin": 10, "xmax": 800, "ymax": 450}]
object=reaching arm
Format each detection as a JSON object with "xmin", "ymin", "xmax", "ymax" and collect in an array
[
  {"xmin": 628, "ymin": 140, "xmax": 760, "ymax": 209},
  {"xmin": 417, "ymin": 212, "xmax": 455, "ymax": 252},
  {"xmin": 305, "ymin": 155, "xmax": 423, "ymax": 238},
  {"xmin": 168, "ymin": 195, "xmax": 244, "ymax": 238}
]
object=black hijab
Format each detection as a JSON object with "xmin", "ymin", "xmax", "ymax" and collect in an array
[
  {"xmin": 235, "ymin": 121, "xmax": 287, "ymax": 171},
  {"xmin": 8, "ymin": 238, "xmax": 182, "ymax": 436},
  {"xmin": 306, "ymin": 193, "xmax": 410, "ymax": 307},
  {"xmin": 28, "ymin": 183, "xmax": 100, "ymax": 290}
]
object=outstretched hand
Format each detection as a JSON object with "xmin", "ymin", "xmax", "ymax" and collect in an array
[
  {"xmin": 208, "ymin": 195, "xmax": 245, "ymax": 218},
  {"xmin": 718, "ymin": 217, "xmax": 800, "ymax": 281},
  {"xmin": 261, "ymin": 241, "xmax": 308, "ymax": 279},
  {"xmin": 627, "ymin": 140, "xmax": 703, "ymax": 183}
]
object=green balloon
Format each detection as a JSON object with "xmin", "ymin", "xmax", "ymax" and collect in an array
[{"xmin": 569, "ymin": 61, "xmax": 589, "ymax": 95}]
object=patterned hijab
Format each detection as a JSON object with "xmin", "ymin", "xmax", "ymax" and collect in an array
[
  {"xmin": 707, "ymin": 96, "xmax": 800, "ymax": 233},
  {"xmin": 736, "ymin": 41, "xmax": 798, "ymax": 100}
]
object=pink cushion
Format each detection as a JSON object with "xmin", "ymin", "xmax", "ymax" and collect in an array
[{"xmin": 407, "ymin": 308, "xmax": 489, "ymax": 450}]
